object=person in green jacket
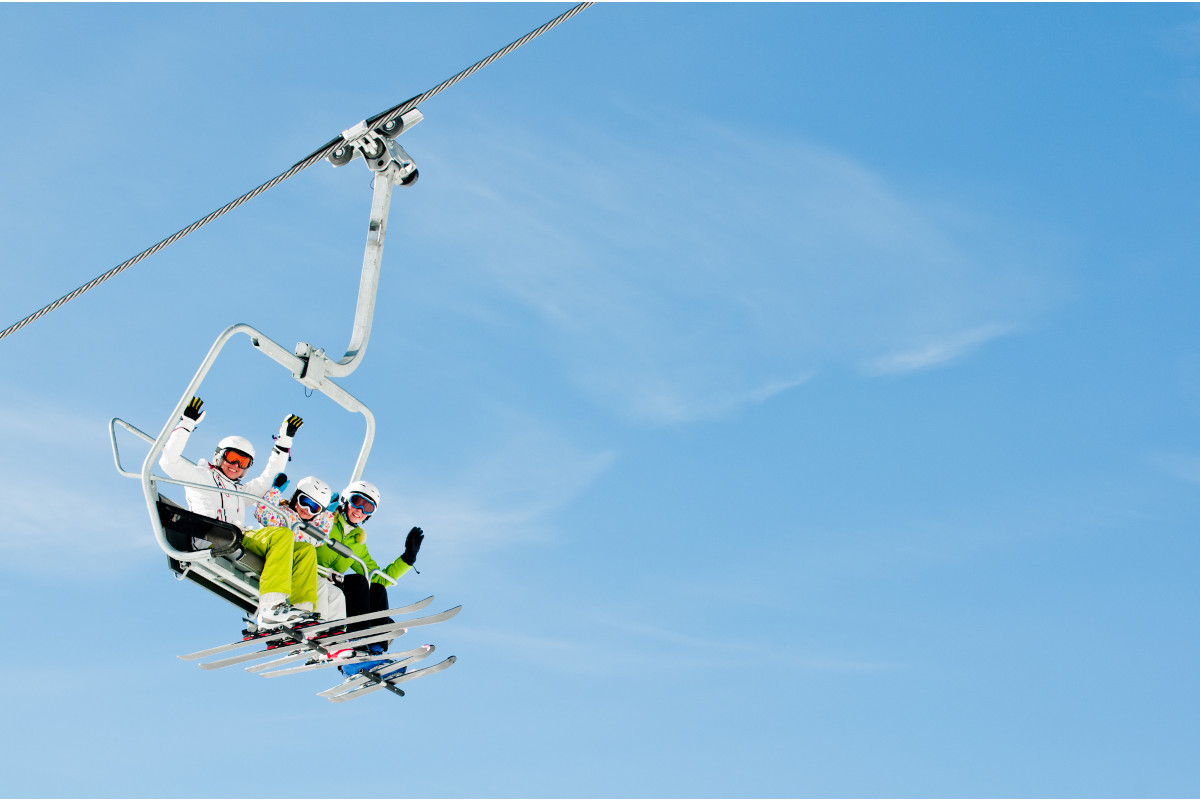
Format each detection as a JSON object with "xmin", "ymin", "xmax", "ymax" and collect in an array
[{"xmin": 316, "ymin": 479, "xmax": 424, "ymax": 674}]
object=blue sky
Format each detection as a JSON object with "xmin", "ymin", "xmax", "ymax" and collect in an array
[{"xmin": 1, "ymin": 3, "xmax": 1198, "ymax": 797}]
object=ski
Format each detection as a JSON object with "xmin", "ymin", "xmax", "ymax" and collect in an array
[
  {"xmin": 316, "ymin": 657, "xmax": 414, "ymax": 698},
  {"xmin": 195, "ymin": 605, "xmax": 461, "ymax": 671},
  {"xmin": 243, "ymin": 622, "xmax": 416, "ymax": 672},
  {"xmin": 326, "ymin": 655, "xmax": 457, "ymax": 703},
  {"xmin": 260, "ymin": 643, "xmax": 435, "ymax": 679},
  {"xmin": 198, "ymin": 620, "xmax": 409, "ymax": 671},
  {"xmin": 178, "ymin": 595, "xmax": 436, "ymax": 661}
]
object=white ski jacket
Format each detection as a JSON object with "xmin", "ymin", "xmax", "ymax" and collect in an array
[{"xmin": 158, "ymin": 417, "xmax": 291, "ymax": 529}]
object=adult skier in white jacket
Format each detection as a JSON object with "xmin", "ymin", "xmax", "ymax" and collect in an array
[{"xmin": 159, "ymin": 396, "xmax": 315, "ymax": 629}]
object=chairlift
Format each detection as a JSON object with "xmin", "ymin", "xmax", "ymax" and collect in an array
[{"xmin": 109, "ymin": 110, "xmax": 425, "ymax": 614}]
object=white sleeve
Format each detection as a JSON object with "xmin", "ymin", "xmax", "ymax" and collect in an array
[
  {"xmin": 158, "ymin": 421, "xmax": 211, "ymax": 484},
  {"xmin": 242, "ymin": 440, "xmax": 290, "ymax": 497}
]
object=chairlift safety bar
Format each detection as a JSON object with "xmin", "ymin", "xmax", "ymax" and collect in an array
[{"xmin": 110, "ymin": 416, "xmax": 393, "ymax": 586}]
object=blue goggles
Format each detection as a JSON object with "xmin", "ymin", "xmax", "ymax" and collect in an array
[{"xmin": 295, "ymin": 493, "xmax": 324, "ymax": 514}]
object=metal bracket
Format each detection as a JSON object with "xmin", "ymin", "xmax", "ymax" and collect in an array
[
  {"xmin": 296, "ymin": 117, "xmax": 421, "ymax": 381},
  {"xmin": 292, "ymin": 342, "xmax": 331, "ymax": 389},
  {"xmin": 366, "ymin": 138, "xmax": 419, "ymax": 186},
  {"xmin": 328, "ymin": 108, "xmax": 423, "ymax": 178}
]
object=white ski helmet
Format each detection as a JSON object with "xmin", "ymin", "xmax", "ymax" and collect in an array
[
  {"xmin": 215, "ymin": 435, "xmax": 256, "ymax": 464},
  {"xmin": 342, "ymin": 479, "xmax": 381, "ymax": 513},
  {"xmin": 293, "ymin": 475, "xmax": 332, "ymax": 510}
]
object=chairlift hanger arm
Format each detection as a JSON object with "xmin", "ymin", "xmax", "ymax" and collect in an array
[
  {"xmin": 294, "ymin": 126, "xmax": 420, "ymax": 383},
  {"xmin": 123, "ymin": 323, "xmax": 378, "ymax": 562}
]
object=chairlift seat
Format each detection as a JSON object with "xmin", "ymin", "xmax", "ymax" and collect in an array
[{"xmin": 157, "ymin": 494, "xmax": 267, "ymax": 613}]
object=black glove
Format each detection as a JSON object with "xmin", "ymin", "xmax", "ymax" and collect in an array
[
  {"xmin": 183, "ymin": 396, "xmax": 204, "ymax": 421},
  {"xmin": 273, "ymin": 473, "xmax": 288, "ymax": 489},
  {"xmin": 284, "ymin": 414, "xmax": 303, "ymax": 437},
  {"xmin": 400, "ymin": 526, "xmax": 424, "ymax": 566}
]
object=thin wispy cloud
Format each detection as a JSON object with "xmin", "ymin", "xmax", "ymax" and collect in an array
[
  {"xmin": 1148, "ymin": 452, "xmax": 1200, "ymax": 485},
  {"xmin": 4, "ymin": 477, "xmax": 152, "ymax": 555},
  {"xmin": 862, "ymin": 323, "xmax": 1015, "ymax": 376},
  {"xmin": 373, "ymin": 411, "xmax": 616, "ymax": 563},
  {"xmin": 451, "ymin": 617, "xmax": 896, "ymax": 677},
  {"xmin": 409, "ymin": 107, "xmax": 1049, "ymax": 425},
  {"xmin": 0, "ymin": 400, "xmax": 165, "ymax": 558},
  {"xmin": 0, "ymin": 401, "xmax": 104, "ymax": 448}
]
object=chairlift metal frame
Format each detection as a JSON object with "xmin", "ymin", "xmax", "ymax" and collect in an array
[{"xmin": 109, "ymin": 110, "xmax": 425, "ymax": 612}]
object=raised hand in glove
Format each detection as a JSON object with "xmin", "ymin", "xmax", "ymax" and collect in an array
[
  {"xmin": 275, "ymin": 415, "xmax": 303, "ymax": 453},
  {"xmin": 400, "ymin": 526, "xmax": 424, "ymax": 566},
  {"xmin": 273, "ymin": 473, "xmax": 289, "ymax": 490},
  {"xmin": 282, "ymin": 414, "xmax": 303, "ymax": 438},
  {"xmin": 182, "ymin": 396, "xmax": 205, "ymax": 423}
]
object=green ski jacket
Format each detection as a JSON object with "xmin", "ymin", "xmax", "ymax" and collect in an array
[{"xmin": 316, "ymin": 510, "xmax": 412, "ymax": 586}]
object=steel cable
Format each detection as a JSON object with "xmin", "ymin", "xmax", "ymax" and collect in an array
[{"xmin": 0, "ymin": 2, "xmax": 593, "ymax": 343}]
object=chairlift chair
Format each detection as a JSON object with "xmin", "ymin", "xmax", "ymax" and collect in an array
[{"xmin": 109, "ymin": 111, "xmax": 424, "ymax": 613}]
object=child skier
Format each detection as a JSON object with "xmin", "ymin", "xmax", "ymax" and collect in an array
[
  {"xmin": 317, "ymin": 480, "xmax": 424, "ymax": 675},
  {"xmin": 254, "ymin": 474, "xmax": 345, "ymax": 623},
  {"xmin": 158, "ymin": 396, "xmax": 316, "ymax": 630}
]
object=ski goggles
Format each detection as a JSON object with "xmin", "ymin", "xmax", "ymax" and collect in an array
[
  {"xmin": 348, "ymin": 493, "xmax": 376, "ymax": 514},
  {"xmin": 221, "ymin": 449, "xmax": 253, "ymax": 469},
  {"xmin": 295, "ymin": 493, "xmax": 324, "ymax": 514}
]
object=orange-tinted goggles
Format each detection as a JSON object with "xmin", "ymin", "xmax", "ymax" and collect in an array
[{"xmin": 222, "ymin": 449, "xmax": 253, "ymax": 469}]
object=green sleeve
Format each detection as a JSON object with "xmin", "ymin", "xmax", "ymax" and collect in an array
[{"xmin": 374, "ymin": 555, "xmax": 412, "ymax": 586}]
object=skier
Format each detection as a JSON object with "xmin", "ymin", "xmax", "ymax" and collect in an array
[
  {"xmin": 317, "ymin": 480, "xmax": 425, "ymax": 675},
  {"xmin": 158, "ymin": 396, "xmax": 317, "ymax": 630},
  {"xmin": 254, "ymin": 474, "xmax": 346, "ymax": 624}
]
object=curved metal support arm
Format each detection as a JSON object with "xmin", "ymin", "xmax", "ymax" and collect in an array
[
  {"xmin": 305, "ymin": 135, "xmax": 417, "ymax": 382},
  {"xmin": 329, "ymin": 175, "xmax": 392, "ymax": 377},
  {"xmin": 124, "ymin": 323, "xmax": 378, "ymax": 564}
]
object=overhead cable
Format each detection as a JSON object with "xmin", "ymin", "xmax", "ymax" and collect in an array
[{"xmin": 0, "ymin": 1, "xmax": 594, "ymax": 344}]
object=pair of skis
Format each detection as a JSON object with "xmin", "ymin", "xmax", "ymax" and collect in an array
[{"xmin": 179, "ymin": 595, "xmax": 460, "ymax": 701}]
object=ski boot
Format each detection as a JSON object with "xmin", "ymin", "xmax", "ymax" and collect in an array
[
  {"xmin": 338, "ymin": 643, "xmax": 405, "ymax": 678},
  {"xmin": 254, "ymin": 598, "xmax": 318, "ymax": 632},
  {"xmin": 317, "ymin": 646, "xmax": 356, "ymax": 665}
]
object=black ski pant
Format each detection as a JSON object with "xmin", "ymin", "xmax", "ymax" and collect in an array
[{"xmin": 340, "ymin": 573, "xmax": 393, "ymax": 651}]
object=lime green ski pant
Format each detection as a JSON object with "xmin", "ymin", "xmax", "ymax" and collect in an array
[{"xmin": 242, "ymin": 527, "xmax": 317, "ymax": 606}]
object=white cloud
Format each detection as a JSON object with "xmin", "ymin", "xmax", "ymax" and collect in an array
[
  {"xmin": 450, "ymin": 617, "xmax": 896, "ymax": 677},
  {"xmin": 370, "ymin": 411, "xmax": 616, "ymax": 563},
  {"xmin": 410, "ymin": 108, "xmax": 1050, "ymax": 425},
  {"xmin": 0, "ymin": 400, "xmax": 153, "ymax": 558},
  {"xmin": 861, "ymin": 323, "xmax": 1015, "ymax": 376},
  {"xmin": 1148, "ymin": 452, "xmax": 1200, "ymax": 485}
]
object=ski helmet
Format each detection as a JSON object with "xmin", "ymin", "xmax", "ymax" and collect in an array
[
  {"xmin": 214, "ymin": 435, "xmax": 256, "ymax": 466},
  {"xmin": 293, "ymin": 475, "xmax": 333, "ymax": 510},
  {"xmin": 342, "ymin": 479, "xmax": 381, "ymax": 515}
]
